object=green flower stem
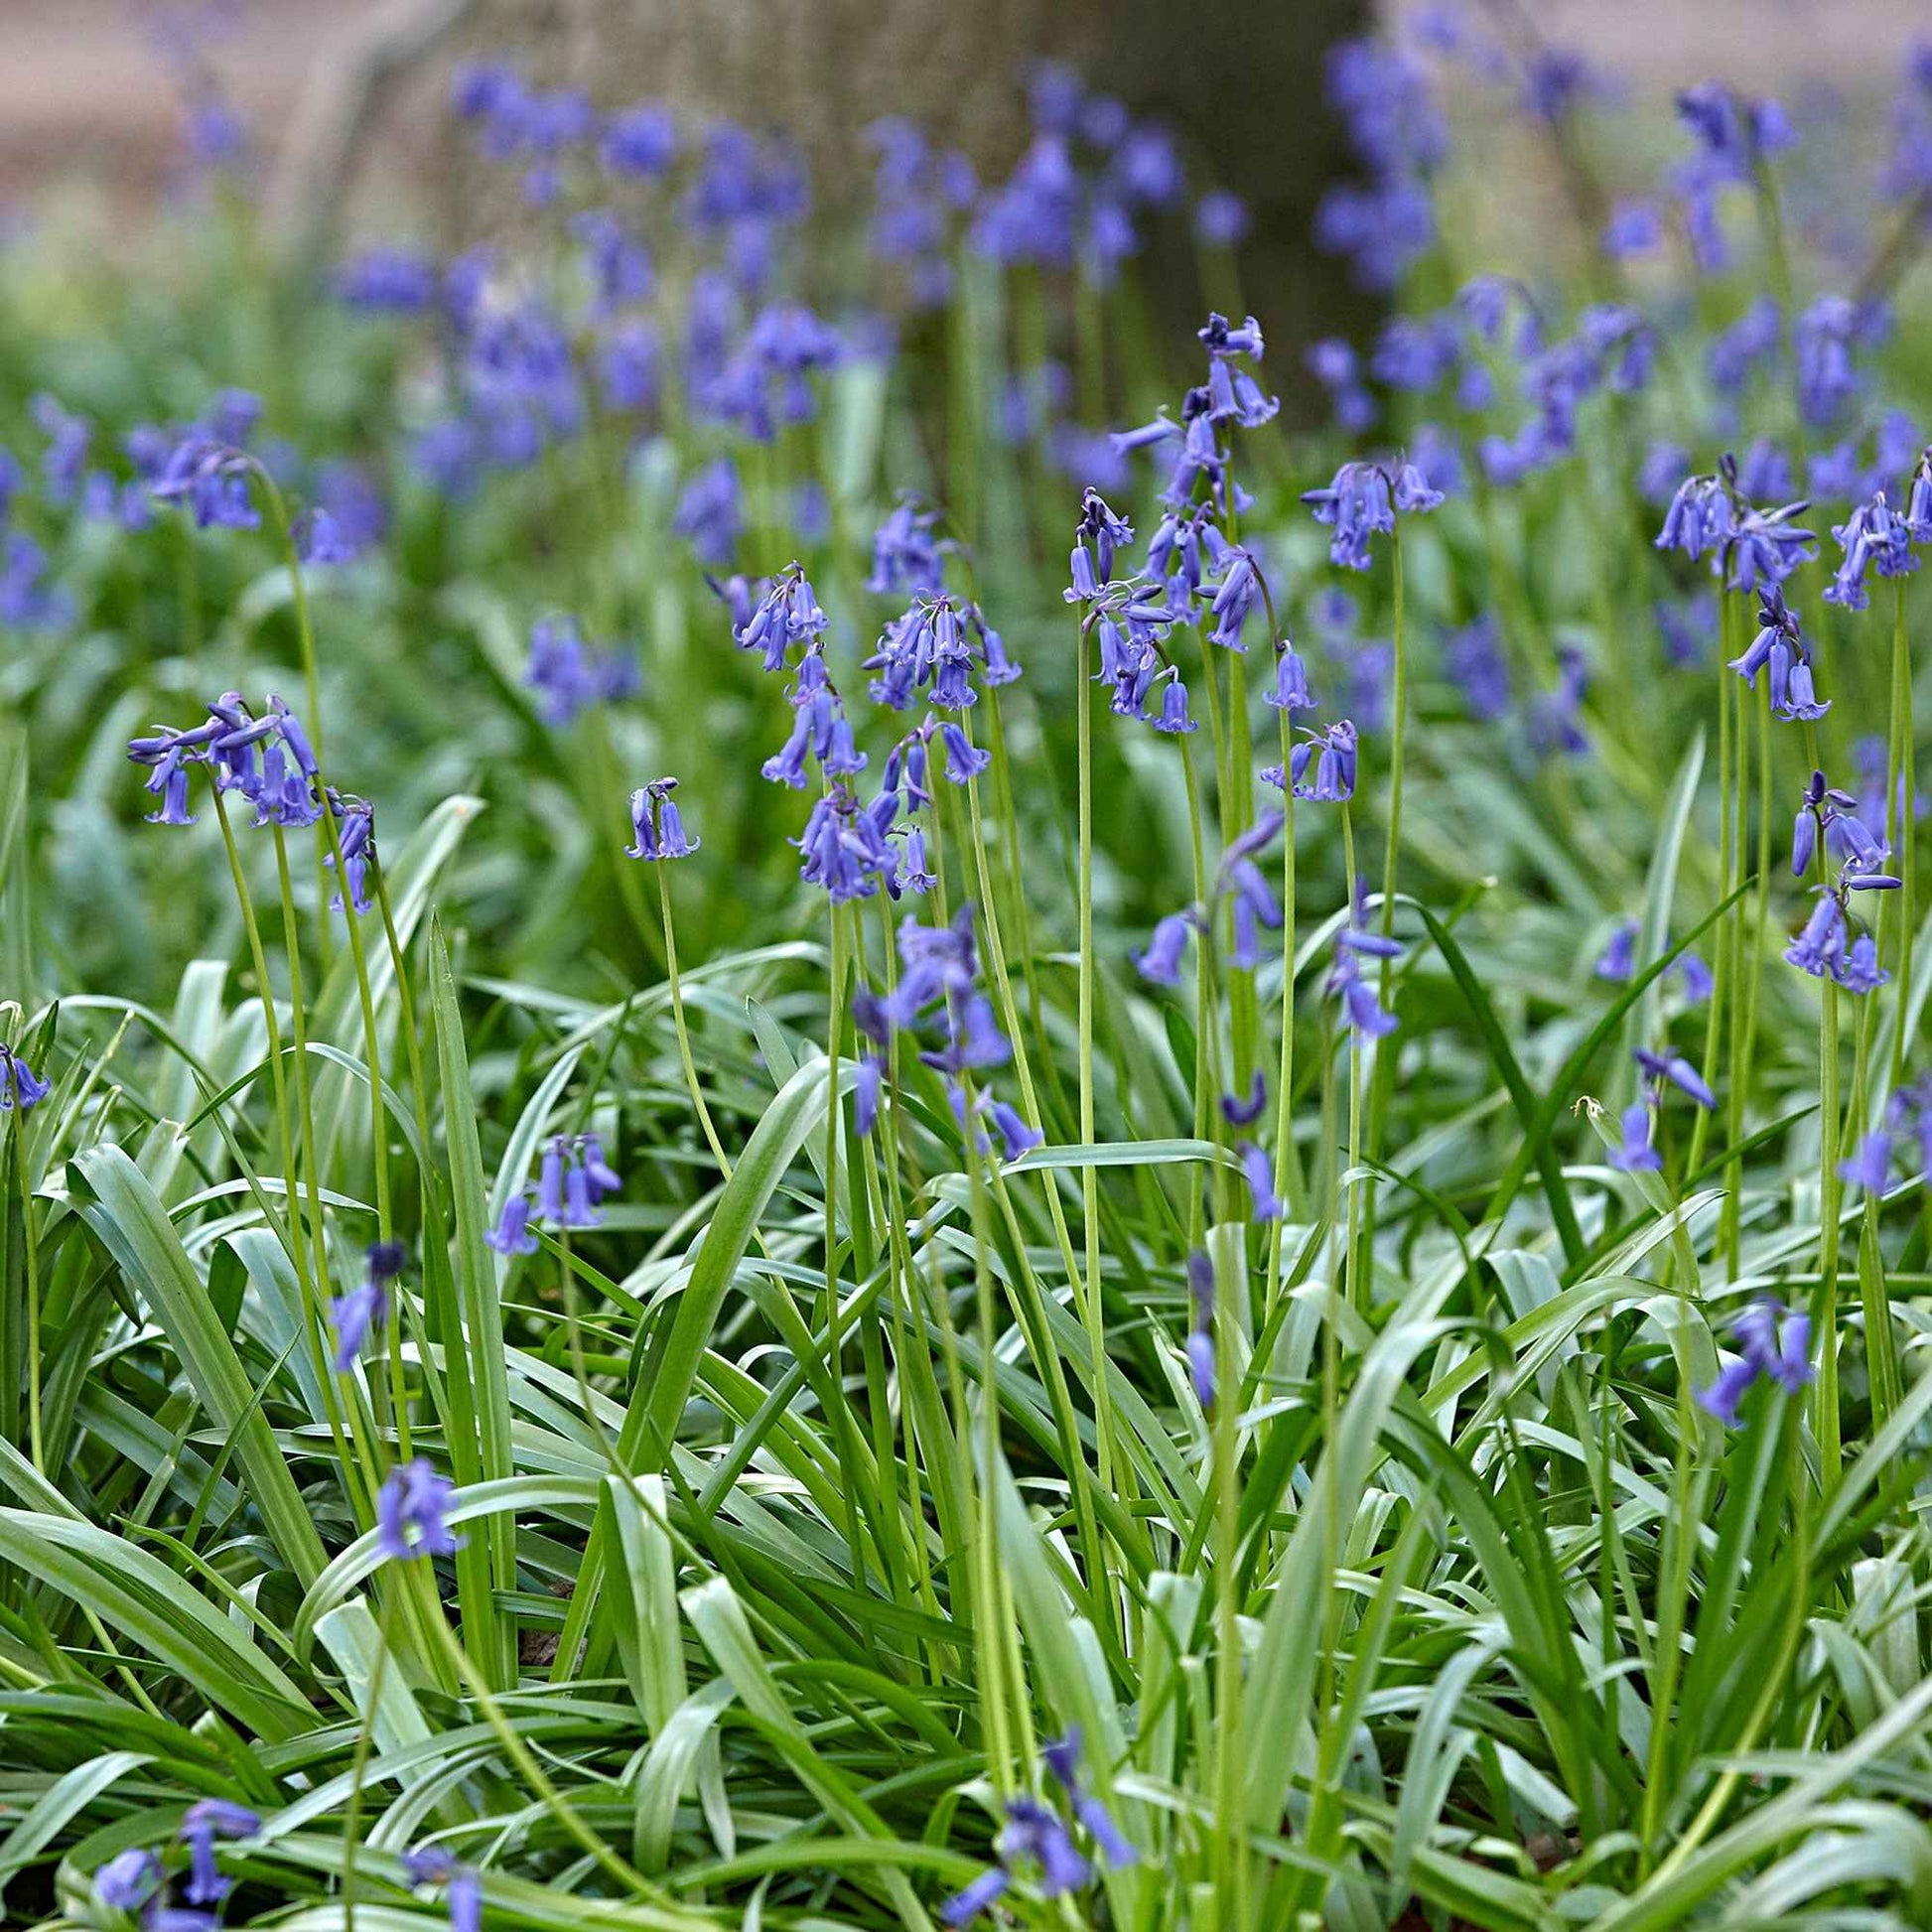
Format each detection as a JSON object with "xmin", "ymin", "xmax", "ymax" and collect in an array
[
  {"xmin": 821, "ymin": 900, "xmax": 872, "ymax": 1588},
  {"xmin": 1814, "ymin": 975, "xmax": 1844, "ymax": 1486},
  {"xmin": 271, "ymin": 823, "xmax": 382, "ymax": 1512},
  {"xmin": 1340, "ymin": 806, "xmax": 1367, "ymax": 1311},
  {"xmin": 1889, "ymin": 576, "xmax": 1916, "ymax": 1081},
  {"xmin": 655, "ymin": 859, "xmax": 732, "ymax": 1177},
  {"xmin": 7, "ymin": 1110, "xmax": 42, "ymax": 1471},
  {"xmin": 1688, "ymin": 602, "xmax": 1737, "ymax": 1180},
  {"xmin": 952, "ymin": 745, "xmax": 1121, "ymax": 1557},
  {"xmin": 210, "ymin": 790, "xmax": 354, "ymax": 1472}
]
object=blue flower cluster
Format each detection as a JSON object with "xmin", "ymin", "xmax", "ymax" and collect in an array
[
  {"xmin": 850, "ymin": 903, "xmax": 1038, "ymax": 1161},
  {"xmin": 488, "ymin": 1133, "xmax": 625, "ymax": 1254}
]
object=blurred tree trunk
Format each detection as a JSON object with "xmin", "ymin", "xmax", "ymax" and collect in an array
[{"xmin": 277, "ymin": 0, "xmax": 1374, "ymax": 407}]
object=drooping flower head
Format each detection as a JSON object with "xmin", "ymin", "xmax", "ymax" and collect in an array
[
  {"xmin": 375, "ymin": 1459, "xmax": 462, "ymax": 1562},
  {"xmin": 1698, "ymin": 1297, "xmax": 1812, "ymax": 1425},
  {"xmin": 179, "ymin": 1800, "xmax": 261, "ymax": 1906},
  {"xmin": 625, "ymin": 777, "xmax": 700, "ymax": 861}
]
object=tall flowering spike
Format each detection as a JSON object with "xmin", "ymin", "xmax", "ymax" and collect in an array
[
  {"xmin": 1302, "ymin": 461, "xmax": 1395, "ymax": 570},
  {"xmin": 1655, "ymin": 473, "xmax": 1734, "ymax": 562},
  {"xmin": 375, "ymin": 1458, "xmax": 463, "ymax": 1562},
  {"xmin": 1825, "ymin": 490, "xmax": 1918, "ymax": 611}
]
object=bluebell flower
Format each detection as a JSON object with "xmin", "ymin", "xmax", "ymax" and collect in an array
[
  {"xmin": 1635, "ymin": 1047, "xmax": 1716, "ymax": 1111},
  {"xmin": 1593, "ymin": 919, "xmax": 1638, "ymax": 982},
  {"xmin": 986, "ymin": 1099, "xmax": 1042, "ymax": 1162},
  {"xmin": 335, "ymin": 246, "xmax": 440, "ymax": 314},
  {"xmin": 1726, "ymin": 501, "xmax": 1818, "ymax": 596},
  {"xmin": 602, "ymin": 101, "xmax": 676, "ymax": 178},
  {"xmin": 1306, "ymin": 339, "xmax": 1378, "ymax": 433},
  {"xmin": 1443, "ymin": 614, "xmax": 1510, "ymax": 722},
  {"xmin": 1276, "ymin": 720, "xmax": 1358, "ymax": 803},
  {"xmin": 524, "ymin": 616, "xmax": 635, "ymax": 727},
  {"xmin": 1657, "ymin": 595, "xmax": 1718, "ymax": 668},
  {"xmin": 627, "ymin": 777, "xmax": 699, "ymax": 860},
  {"xmin": 329, "ymin": 1242, "xmax": 404, "ymax": 1373},
  {"xmin": 486, "ymin": 1192, "xmax": 538, "ymax": 1256},
  {"xmin": 1136, "ymin": 912, "xmax": 1194, "ymax": 986},
  {"xmin": 1221, "ymin": 1071, "xmax": 1268, "ymax": 1128},
  {"xmin": 598, "ymin": 320, "xmax": 661, "ymax": 413},
  {"xmin": 1527, "ymin": 649, "xmax": 1590, "ymax": 759},
  {"xmin": 1602, "ymin": 199, "xmax": 1663, "ymax": 258},
  {"xmin": 299, "ymin": 509, "xmax": 355, "ymax": 568},
  {"xmin": 1675, "ymin": 952, "xmax": 1715, "ymax": 1005},
  {"xmin": 670, "ymin": 457, "xmax": 742, "ymax": 565},
  {"xmin": 1264, "ymin": 643, "xmax": 1318, "ymax": 715},
  {"xmin": 1239, "ymin": 1140, "xmax": 1284, "ymax": 1220},
  {"xmin": 1639, "ymin": 443, "xmax": 1693, "ymax": 508},
  {"xmin": 1370, "ymin": 313, "xmax": 1460, "ymax": 392},
  {"xmin": 1840, "ymin": 1130, "xmax": 1893, "ymax": 1192},
  {"xmin": 31, "ymin": 394, "xmax": 91, "ymax": 504},
  {"xmin": 1785, "ymin": 893, "xmax": 1849, "ymax": 980},
  {"xmin": 0, "ymin": 1041, "xmax": 51, "ymax": 1113},
  {"xmin": 1795, "ymin": 296, "xmax": 1885, "ymax": 428},
  {"xmin": 796, "ymin": 785, "xmax": 896, "ymax": 902},
  {"xmin": 1205, "ymin": 552, "xmax": 1265, "ymax": 650},
  {"xmin": 1609, "ymin": 1103, "xmax": 1662, "ymax": 1173},
  {"xmin": 1185, "ymin": 1250, "xmax": 1217, "ymax": 1409},
  {"xmin": 1302, "ymin": 462, "xmax": 1408, "ymax": 570},
  {"xmin": 868, "ymin": 496, "xmax": 948, "ymax": 597},
  {"xmin": 375, "ymin": 1459, "xmax": 462, "ymax": 1562},
  {"xmin": 1328, "ymin": 911, "xmax": 1402, "ymax": 1039},
  {"xmin": 403, "ymin": 1846, "xmax": 483, "ymax": 1932},
  {"xmin": 735, "ymin": 563, "xmax": 829, "ymax": 672},
  {"xmin": 1040, "ymin": 1725, "xmax": 1140, "ymax": 1867},
  {"xmin": 1326, "ymin": 35, "xmax": 1448, "ymax": 175},
  {"xmin": 1676, "ymin": 82, "xmax": 1796, "ymax": 176},
  {"xmin": 179, "ymin": 1800, "xmax": 260, "ymax": 1906},
  {"xmin": 1736, "ymin": 439, "xmax": 1794, "ymax": 505},
  {"xmin": 1699, "ymin": 1298, "xmax": 1812, "ymax": 1425},
  {"xmin": 1655, "ymin": 473, "xmax": 1734, "ymax": 562},
  {"xmin": 939, "ymin": 722, "xmax": 991, "ymax": 781},
  {"xmin": 1315, "ymin": 175, "xmax": 1437, "ymax": 292},
  {"xmin": 853, "ymin": 1054, "xmax": 883, "ymax": 1137},
  {"xmin": 1825, "ymin": 490, "xmax": 1918, "ymax": 611},
  {"xmin": 1151, "ymin": 679, "xmax": 1198, "ymax": 736},
  {"xmin": 1003, "ymin": 1796, "xmax": 1092, "ymax": 1894},
  {"xmin": 1729, "ymin": 584, "xmax": 1827, "ymax": 721},
  {"xmin": 1888, "ymin": 1071, "xmax": 1932, "ymax": 1178},
  {"xmin": 940, "ymin": 1866, "xmax": 1012, "ymax": 1926},
  {"xmin": 1522, "ymin": 47, "xmax": 1604, "ymax": 123},
  {"xmin": 1195, "ymin": 188, "xmax": 1250, "ymax": 246},
  {"xmin": 1709, "ymin": 297, "xmax": 1781, "ymax": 396},
  {"xmin": 1840, "ymin": 933, "xmax": 1889, "ymax": 994},
  {"xmin": 94, "ymin": 1848, "xmax": 162, "ymax": 1913}
]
